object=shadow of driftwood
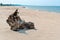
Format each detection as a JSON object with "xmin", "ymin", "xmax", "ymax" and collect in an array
[
  {"xmin": 18, "ymin": 28, "xmax": 28, "ymax": 34},
  {"xmin": 16, "ymin": 28, "xmax": 37, "ymax": 34}
]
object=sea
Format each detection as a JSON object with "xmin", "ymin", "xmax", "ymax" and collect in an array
[
  {"xmin": 0, "ymin": 4, "xmax": 60, "ymax": 13},
  {"xmin": 24, "ymin": 6, "xmax": 60, "ymax": 13}
]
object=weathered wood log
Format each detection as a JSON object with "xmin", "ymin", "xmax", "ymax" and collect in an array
[
  {"xmin": 6, "ymin": 9, "xmax": 35, "ymax": 31},
  {"xmin": 24, "ymin": 22, "xmax": 35, "ymax": 29}
]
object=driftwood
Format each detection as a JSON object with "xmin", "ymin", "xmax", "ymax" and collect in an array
[{"xmin": 6, "ymin": 9, "xmax": 35, "ymax": 31}]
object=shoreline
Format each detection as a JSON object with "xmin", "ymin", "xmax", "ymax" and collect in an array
[
  {"xmin": 24, "ymin": 6, "xmax": 60, "ymax": 13},
  {"xmin": 0, "ymin": 6, "xmax": 60, "ymax": 13}
]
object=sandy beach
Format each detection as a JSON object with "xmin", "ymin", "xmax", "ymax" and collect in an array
[{"xmin": 0, "ymin": 6, "xmax": 60, "ymax": 40}]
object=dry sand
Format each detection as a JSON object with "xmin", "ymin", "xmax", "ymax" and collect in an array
[{"xmin": 0, "ymin": 6, "xmax": 60, "ymax": 40}]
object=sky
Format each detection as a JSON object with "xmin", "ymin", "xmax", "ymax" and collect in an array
[{"xmin": 0, "ymin": 0, "xmax": 60, "ymax": 6}]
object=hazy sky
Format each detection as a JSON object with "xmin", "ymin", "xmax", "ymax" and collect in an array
[{"xmin": 0, "ymin": 0, "xmax": 60, "ymax": 6}]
